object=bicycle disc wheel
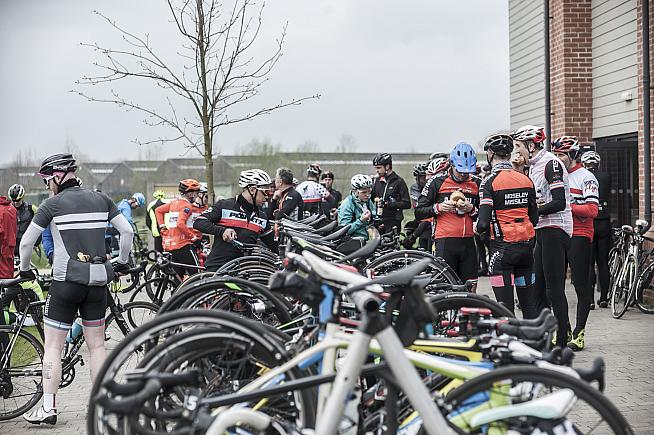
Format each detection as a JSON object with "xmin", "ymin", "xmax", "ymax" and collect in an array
[
  {"xmin": 611, "ymin": 255, "xmax": 636, "ymax": 319},
  {"xmin": 441, "ymin": 365, "xmax": 632, "ymax": 435},
  {"xmin": 0, "ymin": 328, "xmax": 43, "ymax": 421},
  {"xmin": 635, "ymin": 261, "xmax": 654, "ymax": 314}
]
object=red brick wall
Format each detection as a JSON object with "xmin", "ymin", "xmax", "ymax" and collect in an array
[
  {"xmin": 637, "ymin": 0, "xmax": 654, "ymax": 221},
  {"xmin": 549, "ymin": 0, "xmax": 593, "ymax": 144}
]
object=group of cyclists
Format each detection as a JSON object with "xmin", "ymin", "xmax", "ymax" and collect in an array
[{"xmin": 0, "ymin": 123, "xmax": 614, "ymax": 425}]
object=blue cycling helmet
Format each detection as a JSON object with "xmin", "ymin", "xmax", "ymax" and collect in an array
[
  {"xmin": 132, "ymin": 192, "xmax": 146, "ymax": 207},
  {"xmin": 450, "ymin": 142, "xmax": 477, "ymax": 174}
]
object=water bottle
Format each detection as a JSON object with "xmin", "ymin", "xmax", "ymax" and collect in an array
[{"xmin": 66, "ymin": 318, "xmax": 84, "ymax": 343}]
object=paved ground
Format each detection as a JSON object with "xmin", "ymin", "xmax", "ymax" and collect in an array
[{"xmin": 2, "ymin": 277, "xmax": 653, "ymax": 434}]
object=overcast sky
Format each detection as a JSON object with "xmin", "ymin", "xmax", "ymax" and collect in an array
[{"xmin": 0, "ymin": 0, "xmax": 509, "ymax": 166}]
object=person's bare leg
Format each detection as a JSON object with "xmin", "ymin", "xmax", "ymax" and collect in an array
[{"xmin": 83, "ymin": 321, "xmax": 107, "ymax": 383}]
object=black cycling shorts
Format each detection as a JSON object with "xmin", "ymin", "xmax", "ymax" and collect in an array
[
  {"xmin": 434, "ymin": 237, "xmax": 478, "ymax": 282},
  {"xmin": 44, "ymin": 281, "xmax": 107, "ymax": 330}
]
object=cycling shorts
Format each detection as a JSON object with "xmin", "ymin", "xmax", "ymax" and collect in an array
[{"xmin": 44, "ymin": 281, "xmax": 107, "ymax": 330}]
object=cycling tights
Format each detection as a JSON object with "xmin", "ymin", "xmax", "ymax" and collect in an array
[
  {"xmin": 434, "ymin": 237, "xmax": 478, "ymax": 282},
  {"xmin": 533, "ymin": 227, "xmax": 571, "ymax": 346},
  {"xmin": 488, "ymin": 240, "xmax": 538, "ymax": 318},
  {"xmin": 568, "ymin": 236, "xmax": 592, "ymax": 333},
  {"xmin": 589, "ymin": 219, "xmax": 611, "ymax": 302},
  {"xmin": 169, "ymin": 244, "xmax": 201, "ymax": 277}
]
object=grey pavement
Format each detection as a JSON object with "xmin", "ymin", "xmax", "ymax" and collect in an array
[{"xmin": 2, "ymin": 277, "xmax": 653, "ymax": 434}]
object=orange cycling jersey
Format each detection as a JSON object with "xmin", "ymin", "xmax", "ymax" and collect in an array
[{"xmin": 155, "ymin": 198, "xmax": 199, "ymax": 251}]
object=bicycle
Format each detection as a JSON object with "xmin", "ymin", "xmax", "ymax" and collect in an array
[{"xmin": 610, "ymin": 219, "xmax": 654, "ymax": 318}]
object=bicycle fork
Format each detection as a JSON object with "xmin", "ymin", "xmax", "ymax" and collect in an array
[{"xmin": 316, "ymin": 312, "xmax": 450, "ymax": 435}]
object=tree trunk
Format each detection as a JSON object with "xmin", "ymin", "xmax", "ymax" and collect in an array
[{"xmin": 204, "ymin": 135, "xmax": 215, "ymax": 203}]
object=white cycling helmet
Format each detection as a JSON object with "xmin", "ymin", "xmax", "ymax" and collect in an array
[
  {"xmin": 239, "ymin": 169, "xmax": 272, "ymax": 188},
  {"xmin": 427, "ymin": 157, "xmax": 450, "ymax": 176},
  {"xmin": 581, "ymin": 151, "xmax": 601, "ymax": 166},
  {"xmin": 512, "ymin": 125, "xmax": 546, "ymax": 144},
  {"xmin": 351, "ymin": 174, "xmax": 373, "ymax": 190}
]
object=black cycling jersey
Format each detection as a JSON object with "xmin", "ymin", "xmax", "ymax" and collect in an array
[
  {"xmin": 372, "ymin": 171, "xmax": 411, "ymax": 222},
  {"xmin": 193, "ymin": 194, "xmax": 277, "ymax": 270},
  {"xmin": 270, "ymin": 186, "xmax": 304, "ymax": 220}
]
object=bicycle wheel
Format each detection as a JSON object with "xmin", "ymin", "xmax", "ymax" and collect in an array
[
  {"xmin": 0, "ymin": 328, "xmax": 43, "ymax": 421},
  {"xmin": 441, "ymin": 365, "xmax": 632, "ymax": 434},
  {"xmin": 364, "ymin": 250, "xmax": 461, "ymax": 285},
  {"xmin": 611, "ymin": 255, "xmax": 636, "ymax": 319},
  {"xmin": 104, "ymin": 301, "xmax": 159, "ymax": 360},
  {"xmin": 635, "ymin": 261, "xmax": 654, "ymax": 314},
  {"xmin": 129, "ymin": 277, "xmax": 177, "ymax": 305}
]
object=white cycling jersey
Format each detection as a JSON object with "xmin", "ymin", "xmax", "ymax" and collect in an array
[{"xmin": 528, "ymin": 149, "xmax": 573, "ymax": 236}]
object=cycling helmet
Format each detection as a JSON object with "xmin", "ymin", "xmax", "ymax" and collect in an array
[
  {"xmin": 552, "ymin": 136, "xmax": 580, "ymax": 154},
  {"xmin": 199, "ymin": 182, "xmax": 208, "ymax": 193},
  {"xmin": 178, "ymin": 178, "xmax": 201, "ymax": 193},
  {"xmin": 38, "ymin": 153, "xmax": 77, "ymax": 176},
  {"xmin": 320, "ymin": 171, "xmax": 335, "ymax": 180},
  {"xmin": 372, "ymin": 153, "xmax": 392, "ymax": 166},
  {"xmin": 429, "ymin": 152, "xmax": 448, "ymax": 160},
  {"xmin": 512, "ymin": 125, "xmax": 546, "ymax": 144},
  {"xmin": 8, "ymin": 184, "xmax": 25, "ymax": 201},
  {"xmin": 483, "ymin": 134, "xmax": 514, "ymax": 157},
  {"xmin": 412, "ymin": 163, "xmax": 428, "ymax": 176},
  {"xmin": 450, "ymin": 142, "xmax": 477, "ymax": 174},
  {"xmin": 132, "ymin": 192, "xmax": 146, "ymax": 207},
  {"xmin": 427, "ymin": 157, "xmax": 450, "ymax": 176},
  {"xmin": 581, "ymin": 151, "xmax": 601, "ymax": 166},
  {"xmin": 351, "ymin": 174, "xmax": 373, "ymax": 190},
  {"xmin": 153, "ymin": 190, "xmax": 166, "ymax": 199},
  {"xmin": 307, "ymin": 163, "xmax": 322, "ymax": 177},
  {"xmin": 239, "ymin": 169, "xmax": 273, "ymax": 188}
]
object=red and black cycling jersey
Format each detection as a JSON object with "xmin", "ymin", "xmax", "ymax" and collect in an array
[
  {"xmin": 193, "ymin": 195, "xmax": 277, "ymax": 270},
  {"xmin": 476, "ymin": 162, "xmax": 538, "ymax": 243},
  {"xmin": 415, "ymin": 171, "xmax": 480, "ymax": 238}
]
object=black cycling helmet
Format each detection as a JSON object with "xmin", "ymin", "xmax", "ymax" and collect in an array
[
  {"xmin": 412, "ymin": 163, "xmax": 428, "ymax": 176},
  {"xmin": 483, "ymin": 134, "xmax": 514, "ymax": 157},
  {"xmin": 372, "ymin": 153, "xmax": 392, "ymax": 166},
  {"xmin": 39, "ymin": 153, "xmax": 77, "ymax": 176},
  {"xmin": 8, "ymin": 184, "xmax": 25, "ymax": 201},
  {"xmin": 320, "ymin": 171, "xmax": 334, "ymax": 180}
]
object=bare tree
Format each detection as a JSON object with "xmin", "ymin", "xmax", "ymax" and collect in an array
[{"xmin": 74, "ymin": 0, "xmax": 319, "ymax": 200}]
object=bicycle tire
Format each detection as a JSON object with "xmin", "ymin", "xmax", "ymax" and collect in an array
[
  {"xmin": 442, "ymin": 365, "xmax": 633, "ymax": 435},
  {"xmin": 635, "ymin": 261, "xmax": 654, "ymax": 314},
  {"xmin": 364, "ymin": 250, "xmax": 461, "ymax": 285},
  {"xmin": 0, "ymin": 328, "xmax": 44, "ymax": 421},
  {"xmin": 158, "ymin": 277, "xmax": 293, "ymax": 325},
  {"xmin": 129, "ymin": 277, "xmax": 177, "ymax": 305},
  {"xmin": 87, "ymin": 310, "xmax": 298, "ymax": 435},
  {"xmin": 611, "ymin": 255, "xmax": 636, "ymax": 319}
]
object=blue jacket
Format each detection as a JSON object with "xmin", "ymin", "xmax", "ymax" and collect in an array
[
  {"xmin": 117, "ymin": 199, "xmax": 134, "ymax": 224},
  {"xmin": 41, "ymin": 225, "xmax": 54, "ymax": 262},
  {"xmin": 337, "ymin": 194, "xmax": 377, "ymax": 240}
]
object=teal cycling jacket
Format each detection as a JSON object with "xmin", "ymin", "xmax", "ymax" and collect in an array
[{"xmin": 337, "ymin": 194, "xmax": 377, "ymax": 240}]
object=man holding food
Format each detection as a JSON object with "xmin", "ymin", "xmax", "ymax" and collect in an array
[{"xmin": 415, "ymin": 142, "xmax": 481, "ymax": 292}]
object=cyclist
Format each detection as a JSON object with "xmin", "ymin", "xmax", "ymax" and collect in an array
[
  {"xmin": 403, "ymin": 163, "xmax": 431, "ymax": 249},
  {"xmin": 416, "ymin": 143, "xmax": 481, "ymax": 291},
  {"xmin": 320, "ymin": 171, "xmax": 342, "ymax": 219},
  {"xmin": 552, "ymin": 136, "xmax": 599, "ymax": 351},
  {"xmin": 372, "ymin": 153, "xmax": 411, "ymax": 235},
  {"xmin": 8, "ymin": 184, "xmax": 38, "ymax": 256},
  {"xmin": 106, "ymin": 192, "xmax": 145, "ymax": 256},
  {"xmin": 582, "ymin": 151, "xmax": 612, "ymax": 308},
  {"xmin": 271, "ymin": 167, "xmax": 304, "ymax": 220},
  {"xmin": 338, "ymin": 174, "xmax": 378, "ymax": 251},
  {"xmin": 0, "ymin": 195, "xmax": 17, "ymax": 368},
  {"xmin": 155, "ymin": 180, "xmax": 203, "ymax": 278},
  {"xmin": 193, "ymin": 169, "xmax": 278, "ymax": 272},
  {"xmin": 512, "ymin": 125, "xmax": 572, "ymax": 347},
  {"xmin": 475, "ymin": 134, "xmax": 538, "ymax": 318},
  {"xmin": 18, "ymin": 153, "xmax": 133, "ymax": 425},
  {"xmin": 297, "ymin": 164, "xmax": 332, "ymax": 218},
  {"xmin": 145, "ymin": 190, "xmax": 167, "ymax": 253}
]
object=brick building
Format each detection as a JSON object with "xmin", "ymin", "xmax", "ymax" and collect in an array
[{"xmin": 509, "ymin": 0, "xmax": 653, "ymax": 225}]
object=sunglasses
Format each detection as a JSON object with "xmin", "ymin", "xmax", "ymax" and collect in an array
[{"xmin": 41, "ymin": 175, "xmax": 56, "ymax": 186}]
